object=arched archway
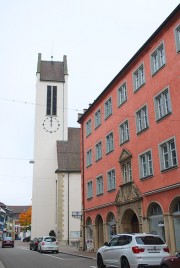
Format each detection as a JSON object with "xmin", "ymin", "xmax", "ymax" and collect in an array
[
  {"xmin": 121, "ymin": 209, "xmax": 139, "ymax": 233},
  {"xmin": 95, "ymin": 214, "xmax": 104, "ymax": 249},
  {"xmin": 85, "ymin": 217, "xmax": 93, "ymax": 240},
  {"xmin": 106, "ymin": 212, "xmax": 116, "ymax": 240},
  {"xmin": 169, "ymin": 197, "xmax": 180, "ymax": 251},
  {"xmin": 147, "ymin": 202, "xmax": 165, "ymax": 241}
]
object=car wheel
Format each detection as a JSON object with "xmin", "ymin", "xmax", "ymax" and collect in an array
[
  {"xmin": 97, "ymin": 254, "xmax": 106, "ymax": 268},
  {"xmin": 121, "ymin": 257, "xmax": 130, "ymax": 268}
]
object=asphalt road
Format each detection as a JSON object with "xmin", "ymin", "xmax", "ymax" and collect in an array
[{"xmin": 0, "ymin": 244, "xmax": 97, "ymax": 268}]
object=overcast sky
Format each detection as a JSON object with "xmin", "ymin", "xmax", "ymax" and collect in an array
[{"xmin": 0, "ymin": 0, "xmax": 179, "ymax": 206}]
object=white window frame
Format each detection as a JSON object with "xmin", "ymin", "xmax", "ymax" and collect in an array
[
  {"xmin": 154, "ymin": 87, "xmax": 172, "ymax": 121},
  {"xmin": 95, "ymin": 141, "xmax": 102, "ymax": 161},
  {"xmin": 159, "ymin": 137, "xmax": 178, "ymax": 171},
  {"xmin": 96, "ymin": 175, "xmax": 103, "ymax": 195},
  {"xmin": 104, "ymin": 97, "xmax": 112, "ymax": 119},
  {"xmin": 122, "ymin": 161, "xmax": 132, "ymax": 184},
  {"xmin": 133, "ymin": 64, "xmax": 145, "ymax": 92},
  {"xmin": 94, "ymin": 109, "xmax": 101, "ymax": 128},
  {"xmin": 139, "ymin": 150, "xmax": 153, "ymax": 179},
  {"xmin": 175, "ymin": 24, "xmax": 180, "ymax": 53},
  {"xmin": 86, "ymin": 149, "xmax": 92, "ymax": 167},
  {"xmin": 136, "ymin": 105, "xmax": 149, "ymax": 133},
  {"xmin": 117, "ymin": 82, "xmax": 127, "ymax": 106},
  {"xmin": 87, "ymin": 180, "xmax": 93, "ymax": 199},
  {"xmin": 119, "ymin": 120, "xmax": 129, "ymax": 144},
  {"xmin": 106, "ymin": 132, "xmax": 114, "ymax": 154},
  {"xmin": 86, "ymin": 119, "xmax": 92, "ymax": 137},
  {"xmin": 151, "ymin": 42, "xmax": 166, "ymax": 75},
  {"xmin": 107, "ymin": 169, "xmax": 116, "ymax": 191}
]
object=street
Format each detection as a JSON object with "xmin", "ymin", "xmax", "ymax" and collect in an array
[{"xmin": 0, "ymin": 242, "xmax": 97, "ymax": 268}]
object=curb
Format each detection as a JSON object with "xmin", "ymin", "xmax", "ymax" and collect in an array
[{"xmin": 59, "ymin": 251, "xmax": 96, "ymax": 260}]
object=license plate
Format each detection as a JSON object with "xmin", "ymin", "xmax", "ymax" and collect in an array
[{"xmin": 148, "ymin": 249, "xmax": 160, "ymax": 253}]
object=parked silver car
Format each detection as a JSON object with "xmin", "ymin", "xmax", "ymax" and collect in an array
[
  {"xmin": 38, "ymin": 236, "xmax": 59, "ymax": 253},
  {"xmin": 97, "ymin": 233, "xmax": 169, "ymax": 268}
]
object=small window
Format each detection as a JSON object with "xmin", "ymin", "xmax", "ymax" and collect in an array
[
  {"xmin": 136, "ymin": 105, "xmax": 149, "ymax": 134},
  {"xmin": 46, "ymin": 86, "xmax": 57, "ymax": 116},
  {"xmin": 159, "ymin": 138, "xmax": 177, "ymax": 171},
  {"xmin": 175, "ymin": 24, "xmax": 180, "ymax": 53},
  {"xmin": 118, "ymin": 82, "xmax": 127, "ymax": 106},
  {"xmin": 139, "ymin": 150, "xmax": 153, "ymax": 179},
  {"xmin": 86, "ymin": 149, "xmax": 92, "ymax": 167},
  {"xmin": 96, "ymin": 175, "xmax": 103, "ymax": 195},
  {"xmin": 119, "ymin": 120, "xmax": 129, "ymax": 144},
  {"xmin": 95, "ymin": 109, "xmax": 101, "ymax": 128},
  {"xmin": 107, "ymin": 169, "xmax": 116, "ymax": 191},
  {"xmin": 86, "ymin": 119, "xmax": 92, "ymax": 137},
  {"xmin": 154, "ymin": 88, "xmax": 172, "ymax": 121},
  {"xmin": 151, "ymin": 43, "xmax": 166, "ymax": 75},
  {"xmin": 104, "ymin": 97, "xmax": 112, "ymax": 119},
  {"xmin": 122, "ymin": 161, "xmax": 132, "ymax": 184},
  {"xmin": 133, "ymin": 64, "xmax": 145, "ymax": 91},
  {"xmin": 106, "ymin": 132, "xmax": 114, "ymax": 154},
  {"xmin": 95, "ymin": 141, "xmax": 102, "ymax": 161},
  {"xmin": 87, "ymin": 181, "xmax": 93, "ymax": 199}
]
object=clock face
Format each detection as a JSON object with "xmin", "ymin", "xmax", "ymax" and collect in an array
[{"xmin": 42, "ymin": 117, "xmax": 60, "ymax": 133}]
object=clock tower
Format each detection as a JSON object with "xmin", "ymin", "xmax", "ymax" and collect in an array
[{"xmin": 31, "ymin": 54, "xmax": 68, "ymax": 237}]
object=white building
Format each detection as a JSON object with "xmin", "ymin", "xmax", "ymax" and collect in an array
[{"xmin": 31, "ymin": 54, "xmax": 81, "ymax": 245}]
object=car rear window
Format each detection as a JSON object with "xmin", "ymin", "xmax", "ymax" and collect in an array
[
  {"xmin": 4, "ymin": 237, "xmax": 13, "ymax": 241},
  {"xmin": 135, "ymin": 236, "xmax": 165, "ymax": 245},
  {"xmin": 44, "ymin": 237, "xmax": 56, "ymax": 242}
]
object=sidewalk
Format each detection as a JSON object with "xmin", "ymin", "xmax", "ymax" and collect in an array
[{"xmin": 59, "ymin": 245, "xmax": 96, "ymax": 259}]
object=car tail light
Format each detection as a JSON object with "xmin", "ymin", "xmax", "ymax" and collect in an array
[
  {"xmin": 132, "ymin": 246, "xmax": 145, "ymax": 253},
  {"xmin": 42, "ymin": 242, "xmax": 45, "ymax": 245},
  {"xmin": 163, "ymin": 247, "xmax": 169, "ymax": 253}
]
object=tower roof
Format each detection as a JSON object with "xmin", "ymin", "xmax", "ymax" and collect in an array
[{"xmin": 37, "ymin": 54, "xmax": 68, "ymax": 82}]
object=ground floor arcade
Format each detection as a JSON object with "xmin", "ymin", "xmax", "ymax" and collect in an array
[{"xmin": 81, "ymin": 183, "xmax": 180, "ymax": 254}]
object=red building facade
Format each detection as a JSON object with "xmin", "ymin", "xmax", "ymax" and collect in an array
[{"xmin": 78, "ymin": 5, "xmax": 180, "ymax": 253}]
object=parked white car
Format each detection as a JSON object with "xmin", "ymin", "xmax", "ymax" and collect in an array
[
  {"xmin": 38, "ymin": 236, "xmax": 59, "ymax": 254},
  {"xmin": 97, "ymin": 233, "xmax": 169, "ymax": 268}
]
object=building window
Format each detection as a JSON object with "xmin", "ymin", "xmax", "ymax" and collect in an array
[
  {"xmin": 133, "ymin": 64, "xmax": 145, "ymax": 91},
  {"xmin": 96, "ymin": 175, "xmax": 103, "ymax": 195},
  {"xmin": 118, "ymin": 82, "xmax": 127, "ymax": 106},
  {"xmin": 136, "ymin": 105, "xmax": 149, "ymax": 134},
  {"xmin": 104, "ymin": 97, "xmax": 112, "ymax": 119},
  {"xmin": 122, "ymin": 161, "xmax": 132, "ymax": 184},
  {"xmin": 95, "ymin": 141, "xmax": 102, "ymax": 161},
  {"xmin": 95, "ymin": 109, "xmax": 101, "ymax": 128},
  {"xmin": 139, "ymin": 150, "xmax": 153, "ymax": 179},
  {"xmin": 119, "ymin": 120, "xmax": 129, "ymax": 144},
  {"xmin": 87, "ymin": 181, "xmax": 93, "ymax": 199},
  {"xmin": 107, "ymin": 169, "xmax": 116, "ymax": 191},
  {"xmin": 46, "ymin": 86, "xmax": 57, "ymax": 116},
  {"xmin": 86, "ymin": 119, "xmax": 92, "ymax": 137},
  {"xmin": 86, "ymin": 149, "xmax": 92, "ymax": 167},
  {"xmin": 151, "ymin": 43, "xmax": 166, "ymax": 75},
  {"xmin": 159, "ymin": 138, "xmax": 177, "ymax": 171},
  {"xmin": 175, "ymin": 24, "xmax": 180, "ymax": 53},
  {"xmin": 106, "ymin": 132, "xmax": 114, "ymax": 154},
  {"xmin": 154, "ymin": 88, "xmax": 171, "ymax": 121}
]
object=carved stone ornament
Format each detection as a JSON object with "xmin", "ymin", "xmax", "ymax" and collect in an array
[{"xmin": 115, "ymin": 182, "xmax": 142, "ymax": 205}]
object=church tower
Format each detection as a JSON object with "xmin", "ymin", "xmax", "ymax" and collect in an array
[{"xmin": 31, "ymin": 54, "xmax": 68, "ymax": 237}]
